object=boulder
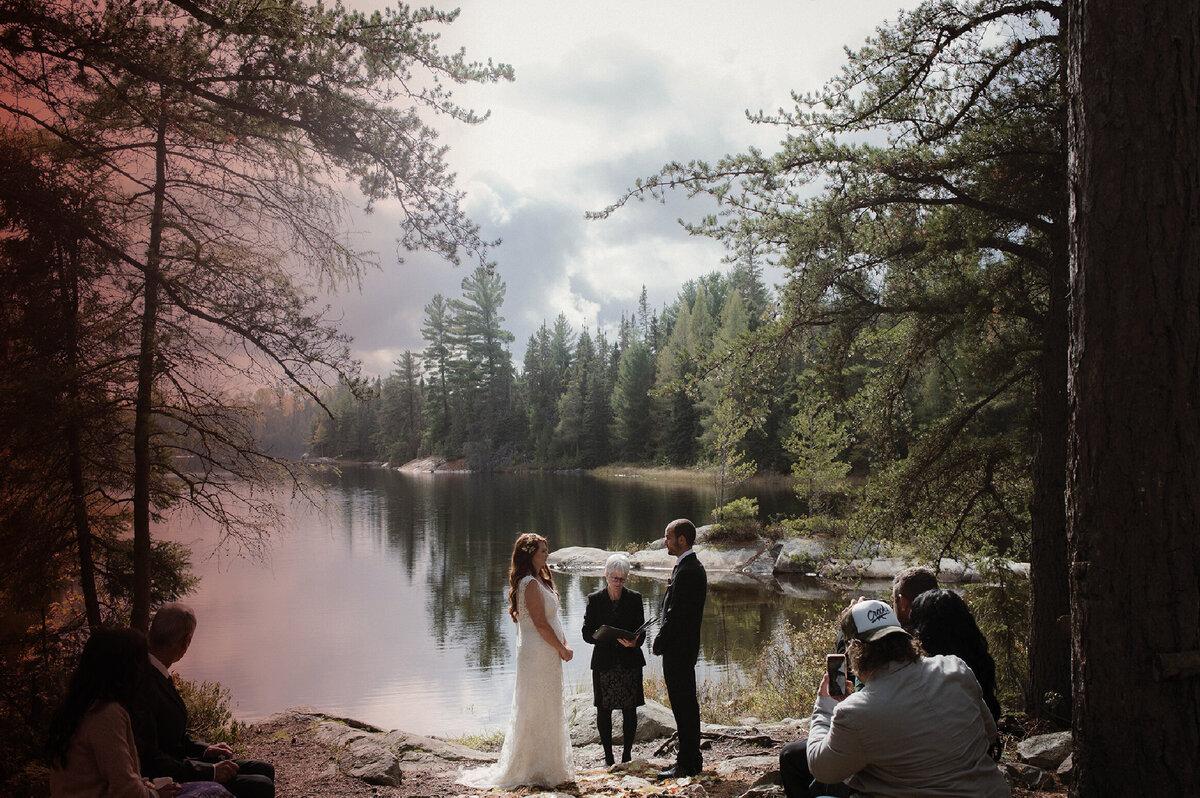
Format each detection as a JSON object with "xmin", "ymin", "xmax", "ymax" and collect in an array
[
  {"xmin": 549, "ymin": 546, "xmax": 613, "ymax": 572},
  {"xmin": 1017, "ymin": 730, "xmax": 1073, "ymax": 769},
  {"xmin": 1056, "ymin": 752, "xmax": 1074, "ymax": 784},
  {"xmin": 630, "ymin": 547, "xmax": 677, "ymax": 572},
  {"xmin": 565, "ymin": 693, "xmax": 676, "ymax": 745},
  {"xmin": 1003, "ymin": 761, "xmax": 1055, "ymax": 790},
  {"xmin": 314, "ymin": 722, "xmax": 402, "ymax": 787}
]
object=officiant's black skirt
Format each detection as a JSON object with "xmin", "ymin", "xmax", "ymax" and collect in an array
[{"xmin": 593, "ymin": 665, "xmax": 645, "ymax": 709}]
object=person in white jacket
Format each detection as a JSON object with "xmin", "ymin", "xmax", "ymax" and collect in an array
[{"xmin": 805, "ymin": 600, "xmax": 1010, "ymax": 798}]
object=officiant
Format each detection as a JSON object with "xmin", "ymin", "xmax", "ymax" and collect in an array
[{"xmin": 582, "ymin": 553, "xmax": 647, "ymax": 766}]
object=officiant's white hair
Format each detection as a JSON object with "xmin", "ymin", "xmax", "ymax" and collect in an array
[{"xmin": 605, "ymin": 553, "xmax": 632, "ymax": 578}]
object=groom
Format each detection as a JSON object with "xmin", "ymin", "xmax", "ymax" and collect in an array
[{"xmin": 652, "ymin": 518, "xmax": 707, "ymax": 778}]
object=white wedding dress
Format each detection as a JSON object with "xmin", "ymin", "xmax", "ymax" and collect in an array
[{"xmin": 458, "ymin": 575, "xmax": 575, "ymax": 789}]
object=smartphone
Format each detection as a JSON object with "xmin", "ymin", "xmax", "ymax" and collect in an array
[{"xmin": 826, "ymin": 654, "xmax": 848, "ymax": 697}]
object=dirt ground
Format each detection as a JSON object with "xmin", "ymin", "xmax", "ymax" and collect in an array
[{"xmin": 239, "ymin": 712, "xmax": 1068, "ymax": 798}]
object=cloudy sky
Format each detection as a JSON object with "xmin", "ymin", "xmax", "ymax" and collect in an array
[{"xmin": 333, "ymin": 0, "xmax": 918, "ymax": 377}]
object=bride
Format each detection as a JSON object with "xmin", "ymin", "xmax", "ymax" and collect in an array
[{"xmin": 459, "ymin": 533, "xmax": 575, "ymax": 789}]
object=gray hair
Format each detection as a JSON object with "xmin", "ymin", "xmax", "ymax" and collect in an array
[
  {"xmin": 148, "ymin": 602, "xmax": 197, "ymax": 649},
  {"xmin": 605, "ymin": 553, "xmax": 632, "ymax": 579}
]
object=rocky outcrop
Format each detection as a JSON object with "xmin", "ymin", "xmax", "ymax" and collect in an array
[
  {"xmin": 270, "ymin": 707, "xmax": 495, "ymax": 788},
  {"xmin": 549, "ymin": 533, "xmax": 1029, "ymax": 586}
]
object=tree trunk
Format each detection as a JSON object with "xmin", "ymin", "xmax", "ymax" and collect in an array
[
  {"xmin": 131, "ymin": 106, "xmax": 168, "ymax": 633},
  {"xmin": 62, "ymin": 240, "xmax": 101, "ymax": 630},
  {"xmin": 1066, "ymin": 0, "xmax": 1200, "ymax": 793},
  {"xmin": 1027, "ymin": 239, "xmax": 1072, "ymax": 723}
]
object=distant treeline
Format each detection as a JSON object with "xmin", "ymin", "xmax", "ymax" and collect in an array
[{"xmin": 257, "ymin": 258, "xmax": 812, "ymax": 474}]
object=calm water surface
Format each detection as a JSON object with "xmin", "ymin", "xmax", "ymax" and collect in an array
[{"xmin": 157, "ymin": 468, "xmax": 845, "ymax": 736}]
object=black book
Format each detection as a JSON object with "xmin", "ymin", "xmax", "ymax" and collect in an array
[{"xmin": 593, "ymin": 616, "xmax": 657, "ymax": 643}]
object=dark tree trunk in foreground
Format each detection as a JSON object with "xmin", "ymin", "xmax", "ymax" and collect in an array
[{"xmin": 1066, "ymin": 0, "xmax": 1200, "ymax": 793}]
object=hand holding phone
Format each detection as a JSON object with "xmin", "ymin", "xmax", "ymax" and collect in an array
[{"xmin": 827, "ymin": 654, "xmax": 848, "ymax": 697}]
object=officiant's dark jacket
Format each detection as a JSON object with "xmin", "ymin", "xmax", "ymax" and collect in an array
[
  {"xmin": 131, "ymin": 665, "xmax": 219, "ymax": 782},
  {"xmin": 582, "ymin": 587, "xmax": 648, "ymax": 671},
  {"xmin": 654, "ymin": 552, "xmax": 707, "ymax": 664}
]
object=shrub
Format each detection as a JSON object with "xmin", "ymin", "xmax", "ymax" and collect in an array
[
  {"xmin": 961, "ymin": 554, "xmax": 1032, "ymax": 715},
  {"xmin": 175, "ymin": 677, "xmax": 246, "ymax": 746},
  {"xmin": 735, "ymin": 618, "xmax": 836, "ymax": 720},
  {"xmin": 645, "ymin": 616, "xmax": 837, "ymax": 724},
  {"xmin": 706, "ymin": 498, "xmax": 763, "ymax": 546}
]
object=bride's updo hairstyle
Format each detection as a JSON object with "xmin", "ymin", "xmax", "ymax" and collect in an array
[{"xmin": 508, "ymin": 533, "xmax": 556, "ymax": 622}]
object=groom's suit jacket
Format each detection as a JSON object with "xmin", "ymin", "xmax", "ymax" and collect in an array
[
  {"xmin": 131, "ymin": 665, "xmax": 218, "ymax": 782},
  {"xmin": 654, "ymin": 552, "xmax": 707, "ymax": 664}
]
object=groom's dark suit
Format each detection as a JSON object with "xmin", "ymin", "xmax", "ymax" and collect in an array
[
  {"xmin": 653, "ymin": 551, "xmax": 707, "ymax": 774},
  {"xmin": 132, "ymin": 664, "xmax": 275, "ymax": 797}
]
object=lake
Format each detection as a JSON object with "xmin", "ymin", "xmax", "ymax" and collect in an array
[{"xmin": 156, "ymin": 467, "xmax": 848, "ymax": 737}]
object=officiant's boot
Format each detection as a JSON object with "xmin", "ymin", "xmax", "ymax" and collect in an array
[
  {"xmin": 621, "ymin": 743, "xmax": 632, "ymax": 763},
  {"xmin": 603, "ymin": 745, "xmax": 615, "ymax": 767}
]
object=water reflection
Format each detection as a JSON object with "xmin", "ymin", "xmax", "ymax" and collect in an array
[{"xmin": 158, "ymin": 468, "xmax": 847, "ymax": 736}]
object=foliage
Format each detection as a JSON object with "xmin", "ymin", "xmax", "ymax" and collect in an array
[
  {"xmin": 734, "ymin": 619, "xmax": 837, "ymax": 721},
  {"xmin": 1, "ymin": 0, "xmax": 511, "ymax": 628},
  {"xmin": 592, "ymin": 0, "xmax": 1069, "ymax": 715},
  {"xmin": 961, "ymin": 554, "xmax": 1033, "ymax": 715},
  {"xmin": 703, "ymin": 397, "xmax": 758, "ymax": 510},
  {"xmin": 785, "ymin": 382, "xmax": 853, "ymax": 515},
  {"xmin": 773, "ymin": 515, "xmax": 849, "ymax": 540},
  {"xmin": 705, "ymin": 497, "xmax": 763, "ymax": 546},
  {"xmin": 0, "ymin": 592, "xmax": 87, "ymax": 798},
  {"xmin": 175, "ymin": 677, "xmax": 247, "ymax": 747},
  {"xmin": 646, "ymin": 618, "xmax": 836, "ymax": 724},
  {"xmin": 711, "ymin": 497, "xmax": 759, "ymax": 525}
]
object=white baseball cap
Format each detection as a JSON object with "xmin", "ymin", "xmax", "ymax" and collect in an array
[{"xmin": 849, "ymin": 600, "xmax": 910, "ymax": 642}]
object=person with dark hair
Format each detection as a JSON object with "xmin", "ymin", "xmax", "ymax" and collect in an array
[
  {"xmin": 891, "ymin": 565, "xmax": 939, "ymax": 626},
  {"xmin": 458, "ymin": 533, "xmax": 575, "ymax": 789},
  {"xmin": 582, "ymin": 553, "xmax": 647, "ymax": 766},
  {"xmin": 909, "ymin": 588, "xmax": 1002, "ymax": 722},
  {"xmin": 132, "ymin": 603, "xmax": 274, "ymax": 798},
  {"xmin": 47, "ymin": 627, "xmax": 186, "ymax": 798},
  {"xmin": 652, "ymin": 518, "xmax": 707, "ymax": 779},
  {"xmin": 804, "ymin": 601, "xmax": 1009, "ymax": 797}
]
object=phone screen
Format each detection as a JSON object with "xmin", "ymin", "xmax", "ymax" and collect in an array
[{"xmin": 827, "ymin": 654, "xmax": 847, "ymax": 697}]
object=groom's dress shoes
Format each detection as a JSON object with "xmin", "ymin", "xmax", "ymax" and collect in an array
[{"xmin": 657, "ymin": 765, "xmax": 701, "ymax": 779}]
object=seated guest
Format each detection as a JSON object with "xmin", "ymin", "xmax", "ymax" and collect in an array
[
  {"xmin": 132, "ymin": 604, "xmax": 275, "ymax": 798},
  {"xmin": 891, "ymin": 565, "xmax": 940, "ymax": 628},
  {"xmin": 582, "ymin": 553, "xmax": 647, "ymax": 765},
  {"xmin": 47, "ymin": 627, "xmax": 192, "ymax": 798},
  {"xmin": 781, "ymin": 566, "xmax": 939, "ymax": 798},
  {"xmin": 909, "ymin": 588, "xmax": 1002, "ymax": 722},
  {"xmin": 806, "ymin": 601, "xmax": 1009, "ymax": 798}
]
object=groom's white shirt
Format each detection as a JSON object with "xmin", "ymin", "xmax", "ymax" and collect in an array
[{"xmin": 674, "ymin": 548, "xmax": 696, "ymax": 566}]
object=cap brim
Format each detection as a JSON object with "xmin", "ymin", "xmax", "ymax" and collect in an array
[{"xmin": 858, "ymin": 625, "xmax": 910, "ymax": 642}]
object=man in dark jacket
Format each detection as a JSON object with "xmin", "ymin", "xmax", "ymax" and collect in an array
[
  {"xmin": 132, "ymin": 603, "xmax": 275, "ymax": 798},
  {"xmin": 652, "ymin": 518, "xmax": 707, "ymax": 778}
]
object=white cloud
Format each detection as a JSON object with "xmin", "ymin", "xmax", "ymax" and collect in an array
[{"xmin": 331, "ymin": 0, "xmax": 921, "ymax": 375}]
